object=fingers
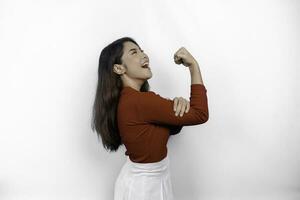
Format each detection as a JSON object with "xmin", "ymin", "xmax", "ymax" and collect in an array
[
  {"xmin": 173, "ymin": 97, "xmax": 182, "ymax": 116},
  {"xmin": 185, "ymin": 100, "xmax": 190, "ymax": 113},
  {"xmin": 174, "ymin": 47, "xmax": 195, "ymax": 67},
  {"xmin": 174, "ymin": 47, "xmax": 185, "ymax": 64},
  {"xmin": 179, "ymin": 100, "xmax": 186, "ymax": 117},
  {"xmin": 173, "ymin": 97, "xmax": 178, "ymax": 111},
  {"xmin": 174, "ymin": 52, "xmax": 186, "ymax": 65},
  {"xmin": 173, "ymin": 97, "xmax": 190, "ymax": 117}
]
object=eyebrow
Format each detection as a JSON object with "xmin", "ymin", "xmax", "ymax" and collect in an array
[{"xmin": 129, "ymin": 48, "xmax": 142, "ymax": 53}]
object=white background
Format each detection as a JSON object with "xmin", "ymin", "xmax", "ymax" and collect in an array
[{"xmin": 0, "ymin": 0, "xmax": 299, "ymax": 199}]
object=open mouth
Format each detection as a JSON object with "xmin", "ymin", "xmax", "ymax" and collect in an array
[{"xmin": 141, "ymin": 62, "xmax": 150, "ymax": 69}]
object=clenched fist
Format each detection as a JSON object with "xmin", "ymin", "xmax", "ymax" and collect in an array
[{"xmin": 173, "ymin": 47, "xmax": 198, "ymax": 68}]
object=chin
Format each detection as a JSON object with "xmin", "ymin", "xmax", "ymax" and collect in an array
[{"xmin": 146, "ymin": 73, "xmax": 153, "ymax": 79}]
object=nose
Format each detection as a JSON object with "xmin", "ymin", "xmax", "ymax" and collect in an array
[{"xmin": 142, "ymin": 52, "xmax": 148, "ymax": 61}]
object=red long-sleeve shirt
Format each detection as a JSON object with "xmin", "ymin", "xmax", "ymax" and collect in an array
[{"xmin": 117, "ymin": 84, "xmax": 209, "ymax": 163}]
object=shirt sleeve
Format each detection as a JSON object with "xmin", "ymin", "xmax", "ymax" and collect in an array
[{"xmin": 136, "ymin": 84, "xmax": 209, "ymax": 126}]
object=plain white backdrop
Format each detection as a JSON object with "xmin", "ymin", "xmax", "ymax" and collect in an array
[{"xmin": 0, "ymin": 0, "xmax": 299, "ymax": 199}]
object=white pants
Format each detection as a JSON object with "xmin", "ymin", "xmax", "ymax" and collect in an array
[{"xmin": 114, "ymin": 154, "xmax": 175, "ymax": 200}]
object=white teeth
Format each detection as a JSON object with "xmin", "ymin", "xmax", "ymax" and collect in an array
[{"xmin": 142, "ymin": 62, "xmax": 149, "ymax": 68}]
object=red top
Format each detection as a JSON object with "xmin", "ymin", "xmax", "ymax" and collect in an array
[{"xmin": 117, "ymin": 84, "xmax": 209, "ymax": 163}]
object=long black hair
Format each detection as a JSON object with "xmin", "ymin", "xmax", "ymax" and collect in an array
[{"xmin": 91, "ymin": 37, "xmax": 150, "ymax": 152}]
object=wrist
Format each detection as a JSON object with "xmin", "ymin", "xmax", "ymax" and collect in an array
[
  {"xmin": 189, "ymin": 62, "xmax": 200, "ymax": 71},
  {"xmin": 191, "ymin": 60, "xmax": 199, "ymax": 67}
]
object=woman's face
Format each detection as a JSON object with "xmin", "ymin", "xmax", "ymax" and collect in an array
[{"xmin": 114, "ymin": 41, "xmax": 152, "ymax": 84}]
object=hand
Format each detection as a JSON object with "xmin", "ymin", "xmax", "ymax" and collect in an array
[
  {"xmin": 172, "ymin": 97, "xmax": 190, "ymax": 117},
  {"xmin": 173, "ymin": 47, "xmax": 198, "ymax": 68}
]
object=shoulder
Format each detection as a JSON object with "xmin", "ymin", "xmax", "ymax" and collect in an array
[
  {"xmin": 138, "ymin": 91, "xmax": 168, "ymax": 101},
  {"xmin": 140, "ymin": 90, "xmax": 166, "ymax": 98},
  {"xmin": 137, "ymin": 91, "xmax": 174, "ymax": 107}
]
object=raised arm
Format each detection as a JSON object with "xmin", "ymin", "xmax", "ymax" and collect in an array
[{"xmin": 136, "ymin": 47, "xmax": 209, "ymax": 126}]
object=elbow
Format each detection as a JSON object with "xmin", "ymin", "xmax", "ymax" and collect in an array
[
  {"xmin": 204, "ymin": 113, "xmax": 209, "ymax": 123},
  {"xmin": 197, "ymin": 110, "xmax": 209, "ymax": 124}
]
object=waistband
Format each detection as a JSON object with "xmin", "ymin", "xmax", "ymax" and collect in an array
[{"xmin": 126, "ymin": 154, "xmax": 170, "ymax": 178}]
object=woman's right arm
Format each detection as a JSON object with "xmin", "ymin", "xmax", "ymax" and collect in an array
[{"xmin": 136, "ymin": 63, "xmax": 208, "ymax": 126}]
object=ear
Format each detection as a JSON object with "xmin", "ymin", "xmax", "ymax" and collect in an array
[{"xmin": 113, "ymin": 64, "xmax": 122, "ymax": 74}]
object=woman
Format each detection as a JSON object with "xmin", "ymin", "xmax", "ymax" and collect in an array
[{"xmin": 91, "ymin": 37, "xmax": 209, "ymax": 200}]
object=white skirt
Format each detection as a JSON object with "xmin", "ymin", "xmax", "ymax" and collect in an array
[{"xmin": 114, "ymin": 154, "xmax": 174, "ymax": 200}]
